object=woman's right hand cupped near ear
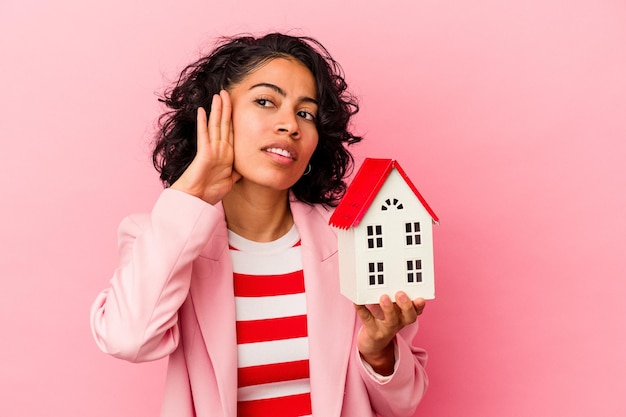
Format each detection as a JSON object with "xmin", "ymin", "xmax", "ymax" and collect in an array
[{"xmin": 170, "ymin": 90, "xmax": 241, "ymax": 205}]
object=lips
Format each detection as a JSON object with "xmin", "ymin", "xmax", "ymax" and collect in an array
[{"xmin": 263, "ymin": 144, "xmax": 297, "ymax": 160}]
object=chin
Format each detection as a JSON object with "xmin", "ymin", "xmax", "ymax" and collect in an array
[{"xmin": 239, "ymin": 173, "xmax": 298, "ymax": 192}]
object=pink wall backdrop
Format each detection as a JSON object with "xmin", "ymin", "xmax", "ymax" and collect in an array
[{"xmin": 1, "ymin": 0, "xmax": 625, "ymax": 415}]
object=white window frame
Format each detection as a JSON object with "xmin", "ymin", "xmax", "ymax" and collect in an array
[
  {"xmin": 366, "ymin": 225, "xmax": 384, "ymax": 249},
  {"xmin": 368, "ymin": 261, "xmax": 385, "ymax": 286},
  {"xmin": 404, "ymin": 221, "xmax": 421, "ymax": 246},
  {"xmin": 406, "ymin": 259, "xmax": 423, "ymax": 283}
]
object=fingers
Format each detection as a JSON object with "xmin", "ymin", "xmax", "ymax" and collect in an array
[
  {"xmin": 356, "ymin": 293, "xmax": 425, "ymax": 359},
  {"xmin": 206, "ymin": 90, "xmax": 232, "ymax": 144},
  {"xmin": 196, "ymin": 90, "xmax": 234, "ymax": 167},
  {"xmin": 207, "ymin": 92, "xmax": 223, "ymax": 149},
  {"xmin": 196, "ymin": 105, "xmax": 209, "ymax": 154},
  {"xmin": 219, "ymin": 90, "xmax": 233, "ymax": 146},
  {"xmin": 370, "ymin": 292, "xmax": 425, "ymax": 328},
  {"xmin": 412, "ymin": 297, "xmax": 426, "ymax": 316},
  {"xmin": 178, "ymin": 91, "xmax": 236, "ymax": 204},
  {"xmin": 395, "ymin": 292, "xmax": 419, "ymax": 324},
  {"xmin": 378, "ymin": 294, "xmax": 397, "ymax": 322},
  {"xmin": 215, "ymin": 90, "xmax": 239, "ymax": 183},
  {"xmin": 197, "ymin": 91, "xmax": 226, "ymax": 151}
]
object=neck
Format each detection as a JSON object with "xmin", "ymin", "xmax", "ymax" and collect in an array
[{"xmin": 222, "ymin": 182, "xmax": 293, "ymax": 242}]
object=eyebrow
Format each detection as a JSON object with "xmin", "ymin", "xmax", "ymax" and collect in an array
[{"xmin": 250, "ymin": 82, "xmax": 319, "ymax": 106}]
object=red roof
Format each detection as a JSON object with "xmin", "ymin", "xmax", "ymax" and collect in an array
[{"xmin": 329, "ymin": 158, "xmax": 439, "ymax": 229}]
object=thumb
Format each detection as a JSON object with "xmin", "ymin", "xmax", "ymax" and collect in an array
[
  {"xmin": 354, "ymin": 304, "xmax": 374, "ymax": 325},
  {"xmin": 231, "ymin": 169, "xmax": 242, "ymax": 184}
]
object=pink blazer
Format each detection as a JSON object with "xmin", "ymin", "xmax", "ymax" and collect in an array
[{"xmin": 91, "ymin": 189, "xmax": 428, "ymax": 417}]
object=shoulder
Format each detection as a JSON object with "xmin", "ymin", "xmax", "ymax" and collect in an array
[
  {"xmin": 311, "ymin": 203, "xmax": 335, "ymax": 224},
  {"xmin": 289, "ymin": 191, "xmax": 335, "ymax": 219},
  {"xmin": 289, "ymin": 199, "xmax": 335, "ymax": 226},
  {"xmin": 117, "ymin": 188, "xmax": 227, "ymax": 246},
  {"xmin": 290, "ymin": 199, "xmax": 338, "ymax": 260}
]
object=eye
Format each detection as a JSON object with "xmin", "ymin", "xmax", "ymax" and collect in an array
[
  {"xmin": 297, "ymin": 110, "xmax": 317, "ymax": 121},
  {"xmin": 254, "ymin": 97, "xmax": 274, "ymax": 108}
]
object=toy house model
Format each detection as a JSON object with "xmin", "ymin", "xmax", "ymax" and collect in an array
[{"xmin": 329, "ymin": 158, "xmax": 439, "ymax": 305}]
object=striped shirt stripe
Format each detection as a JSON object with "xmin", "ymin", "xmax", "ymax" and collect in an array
[
  {"xmin": 238, "ymin": 378, "xmax": 311, "ymax": 401},
  {"xmin": 237, "ymin": 337, "xmax": 309, "ymax": 368},
  {"xmin": 237, "ymin": 393, "xmax": 312, "ymax": 417},
  {"xmin": 238, "ymin": 359, "xmax": 310, "ymax": 388},
  {"xmin": 235, "ymin": 293, "xmax": 307, "ymax": 322},
  {"xmin": 234, "ymin": 270, "xmax": 306, "ymax": 297},
  {"xmin": 230, "ymin": 247, "xmax": 303, "ymax": 275},
  {"xmin": 236, "ymin": 315, "xmax": 308, "ymax": 345}
]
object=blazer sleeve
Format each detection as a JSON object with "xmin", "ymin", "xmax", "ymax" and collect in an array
[
  {"xmin": 90, "ymin": 189, "xmax": 223, "ymax": 363},
  {"xmin": 357, "ymin": 322, "xmax": 429, "ymax": 417}
]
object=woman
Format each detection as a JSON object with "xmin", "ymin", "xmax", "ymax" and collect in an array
[{"xmin": 90, "ymin": 33, "xmax": 428, "ymax": 417}]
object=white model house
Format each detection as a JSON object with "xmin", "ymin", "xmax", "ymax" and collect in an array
[{"xmin": 329, "ymin": 158, "xmax": 439, "ymax": 305}]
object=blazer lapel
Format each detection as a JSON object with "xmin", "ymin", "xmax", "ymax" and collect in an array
[
  {"xmin": 291, "ymin": 201, "xmax": 356, "ymax": 417},
  {"xmin": 189, "ymin": 203, "xmax": 239, "ymax": 417}
]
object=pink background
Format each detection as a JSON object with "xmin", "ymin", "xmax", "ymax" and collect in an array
[{"xmin": 1, "ymin": 0, "xmax": 625, "ymax": 415}]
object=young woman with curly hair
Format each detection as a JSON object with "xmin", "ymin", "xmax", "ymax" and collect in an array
[{"xmin": 91, "ymin": 32, "xmax": 428, "ymax": 417}]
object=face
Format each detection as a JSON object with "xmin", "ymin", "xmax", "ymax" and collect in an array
[{"xmin": 227, "ymin": 57, "xmax": 319, "ymax": 193}]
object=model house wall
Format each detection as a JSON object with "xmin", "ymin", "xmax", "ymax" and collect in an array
[{"xmin": 330, "ymin": 158, "xmax": 438, "ymax": 305}]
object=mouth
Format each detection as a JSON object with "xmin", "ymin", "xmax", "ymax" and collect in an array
[{"xmin": 263, "ymin": 146, "xmax": 297, "ymax": 161}]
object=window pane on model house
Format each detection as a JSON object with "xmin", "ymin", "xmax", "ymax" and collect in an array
[
  {"xmin": 381, "ymin": 198, "xmax": 404, "ymax": 211},
  {"xmin": 366, "ymin": 225, "xmax": 384, "ymax": 249},
  {"xmin": 368, "ymin": 262, "xmax": 384, "ymax": 285},
  {"xmin": 405, "ymin": 222, "xmax": 421, "ymax": 246},
  {"xmin": 406, "ymin": 259, "xmax": 422, "ymax": 283}
]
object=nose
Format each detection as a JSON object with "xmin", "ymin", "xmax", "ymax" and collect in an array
[{"xmin": 275, "ymin": 111, "xmax": 300, "ymax": 139}]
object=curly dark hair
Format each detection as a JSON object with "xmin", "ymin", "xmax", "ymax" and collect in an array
[{"xmin": 153, "ymin": 32, "xmax": 362, "ymax": 206}]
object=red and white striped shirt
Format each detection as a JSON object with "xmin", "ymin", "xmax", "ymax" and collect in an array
[{"xmin": 229, "ymin": 225, "xmax": 312, "ymax": 417}]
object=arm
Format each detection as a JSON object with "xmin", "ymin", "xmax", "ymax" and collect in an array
[
  {"xmin": 91, "ymin": 91, "xmax": 237, "ymax": 362},
  {"xmin": 90, "ymin": 189, "xmax": 221, "ymax": 362},
  {"xmin": 355, "ymin": 294, "xmax": 429, "ymax": 416},
  {"xmin": 355, "ymin": 293, "xmax": 426, "ymax": 375},
  {"xmin": 358, "ymin": 322, "xmax": 428, "ymax": 417}
]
